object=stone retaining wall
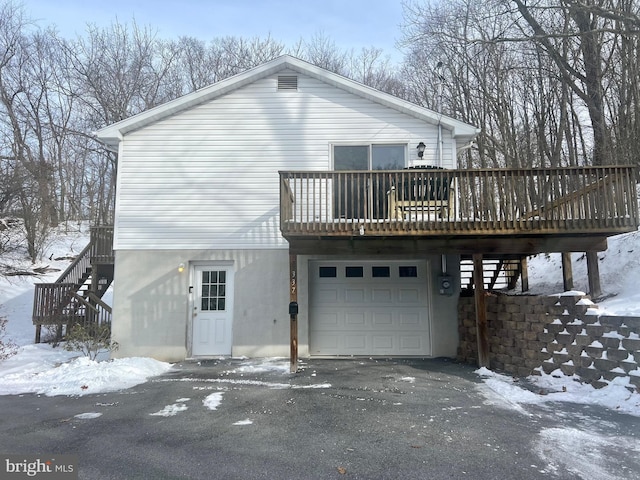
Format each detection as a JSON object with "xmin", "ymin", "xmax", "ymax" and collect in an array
[{"xmin": 458, "ymin": 292, "xmax": 640, "ymax": 391}]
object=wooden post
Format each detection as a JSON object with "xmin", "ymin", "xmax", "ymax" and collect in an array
[
  {"xmin": 586, "ymin": 251, "xmax": 602, "ymax": 299},
  {"xmin": 561, "ymin": 252, "xmax": 573, "ymax": 291},
  {"xmin": 473, "ymin": 254, "xmax": 489, "ymax": 368},
  {"xmin": 35, "ymin": 324, "xmax": 41, "ymax": 343},
  {"xmin": 289, "ymin": 253, "xmax": 298, "ymax": 373},
  {"xmin": 520, "ymin": 256, "xmax": 529, "ymax": 292}
]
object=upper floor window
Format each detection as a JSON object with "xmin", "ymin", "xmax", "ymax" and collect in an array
[{"xmin": 333, "ymin": 144, "xmax": 405, "ymax": 171}]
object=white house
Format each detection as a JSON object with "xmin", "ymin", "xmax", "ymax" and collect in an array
[{"xmin": 96, "ymin": 55, "xmax": 482, "ymax": 362}]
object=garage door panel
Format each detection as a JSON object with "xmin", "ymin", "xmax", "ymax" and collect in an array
[
  {"xmin": 345, "ymin": 312, "xmax": 366, "ymax": 326},
  {"xmin": 399, "ymin": 311, "xmax": 420, "ymax": 326},
  {"xmin": 400, "ymin": 336, "xmax": 422, "ymax": 350},
  {"xmin": 398, "ymin": 288, "xmax": 420, "ymax": 303},
  {"xmin": 316, "ymin": 312, "xmax": 339, "ymax": 327},
  {"xmin": 372, "ymin": 311, "xmax": 393, "ymax": 326},
  {"xmin": 345, "ymin": 335, "xmax": 367, "ymax": 349},
  {"xmin": 345, "ymin": 288, "xmax": 366, "ymax": 303},
  {"xmin": 310, "ymin": 260, "xmax": 431, "ymax": 356},
  {"xmin": 371, "ymin": 288, "xmax": 393, "ymax": 303},
  {"xmin": 316, "ymin": 288, "xmax": 339, "ymax": 303},
  {"xmin": 372, "ymin": 335, "xmax": 393, "ymax": 350}
]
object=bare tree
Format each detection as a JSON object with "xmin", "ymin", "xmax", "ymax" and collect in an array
[
  {"xmin": 400, "ymin": 0, "xmax": 640, "ymax": 169},
  {"xmin": 291, "ymin": 32, "xmax": 350, "ymax": 75},
  {"xmin": 0, "ymin": 2, "xmax": 60, "ymax": 259}
]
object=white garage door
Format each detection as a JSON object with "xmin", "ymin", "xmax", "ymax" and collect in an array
[{"xmin": 309, "ymin": 260, "xmax": 431, "ymax": 356}]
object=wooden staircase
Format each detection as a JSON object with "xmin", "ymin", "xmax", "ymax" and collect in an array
[
  {"xmin": 32, "ymin": 226, "xmax": 114, "ymax": 342},
  {"xmin": 460, "ymin": 255, "xmax": 525, "ymax": 292}
]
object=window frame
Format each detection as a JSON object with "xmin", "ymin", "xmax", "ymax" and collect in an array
[{"xmin": 331, "ymin": 143, "xmax": 408, "ymax": 171}]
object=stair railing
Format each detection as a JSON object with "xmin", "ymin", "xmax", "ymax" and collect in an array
[
  {"xmin": 71, "ymin": 292, "xmax": 112, "ymax": 327},
  {"xmin": 55, "ymin": 242, "xmax": 92, "ymax": 286},
  {"xmin": 32, "ymin": 226, "xmax": 114, "ymax": 337}
]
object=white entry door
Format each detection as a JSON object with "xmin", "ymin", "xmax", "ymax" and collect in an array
[{"xmin": 192, "ymin": 265, "xmax": 234, "ymax": 356}]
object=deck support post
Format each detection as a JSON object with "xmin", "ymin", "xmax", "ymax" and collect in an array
[
  {"xmin": 561, "ymin": 252, "xmax": 573, "ymax": 291},
  {"xmin": 473, "ymin": 254, "xmax": 490, "ymax": 368},
  {"xmin": 289, "ymin": 252, "xmax": 298, "ymax": 373},
  {"xmin": 586, "ymin": 251, "xmax": 602, "ymax": 299},
  {"xmin": 520, "ymin": 256, "xmax": 529, "ymax": 292},
  {"xmin": 35, "ymin": 324, "xmax": 41, "ymax": 343}
]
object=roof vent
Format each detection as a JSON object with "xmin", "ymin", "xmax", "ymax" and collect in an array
[{"xmin": 278, "ymin": 75, "xmax": 298, "ymax": 91}]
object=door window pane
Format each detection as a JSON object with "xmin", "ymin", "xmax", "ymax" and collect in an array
[
  {"xmin": 333, "ymin": 144, "xmax": 406, "ymax": 220},
  {"xmin": 372, "ymin": 145, "xmax": 405, "ymax": 170},
  {"xmin": 334, "ymin": 146, "xmax": 369, "ymax": 170},
  {"xmin": 334, "ymin": 146, "xmax": 369, "ymax": 219},
  {"xmin": 200, "ymin": 270, "xmax": 227, "ymax": 311}
]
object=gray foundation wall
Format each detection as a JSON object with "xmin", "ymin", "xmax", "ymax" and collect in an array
[
  {"xmin": 111, "ymin": 249, "xmax": 460, "ymax": 362},
  {"xmin": 111, "ymin": 249, "xmax": 294, "ymax": 361}
]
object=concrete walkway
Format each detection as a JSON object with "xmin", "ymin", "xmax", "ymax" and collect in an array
[{"xmin": 1, "ymin": 358, "xmax": 639, "ymax": 479}]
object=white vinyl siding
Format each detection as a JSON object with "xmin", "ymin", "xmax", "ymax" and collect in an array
[{"xmin": 114, "ymin": 70, "xmax": 455, "ymax": 250}]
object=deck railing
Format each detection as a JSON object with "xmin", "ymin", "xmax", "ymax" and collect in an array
[
  {"xmin": 32, "ymin": 225, "xmax": 114, "ymax": 327},
  {"xmin": 90, "ymin": 225, "xmax": 115, "ymax": 264},
  {"xmin": 279, "ymin": 166, "xmax": 638, "ymax": 237}
]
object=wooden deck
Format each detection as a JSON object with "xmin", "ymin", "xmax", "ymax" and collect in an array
[{"xmin": 279, "ymin": 166, "xmax": 638, "ymax": 255}]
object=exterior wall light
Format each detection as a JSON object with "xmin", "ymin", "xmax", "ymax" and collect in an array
[
  {"xmin": 416, "ymin": 142, "xmax": 426, "ymax": 158},
  {"xmin": 178, "ymin": 263, "xmax": 185, "ymax": 273}
]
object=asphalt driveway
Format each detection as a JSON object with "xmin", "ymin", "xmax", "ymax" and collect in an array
[{"xmin": 1, "ymin": 358, "xmax": 639, "ymax": 480}]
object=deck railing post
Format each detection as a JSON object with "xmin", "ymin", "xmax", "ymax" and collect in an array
[
  {"xmin": 473, "ymin": 253, "xmax": 490, "ymax": 368},
  {"xmin": 289, "ymin": 252, "xmax": 298, "ymax": 374},
  {"xmin": 586, "ymin": 251, "xmax": 602, "ymax": 299},
  {"xmin": 561, "ymin": 252, "xmax": 574, "ymax": 291}
]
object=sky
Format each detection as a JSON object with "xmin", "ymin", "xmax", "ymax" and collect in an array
[{"xmin": 23, "ymin": 0, "xmax": 407, "ymax": 60}]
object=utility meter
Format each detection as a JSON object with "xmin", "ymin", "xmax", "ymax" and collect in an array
[{"xmin": 438, "ymin": 275, "xmax": 454, "ymax": 296}]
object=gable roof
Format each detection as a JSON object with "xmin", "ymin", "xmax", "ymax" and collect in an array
[{"xmin": 96, "ymin": 55, "xmax": 479, "ymax": 148}]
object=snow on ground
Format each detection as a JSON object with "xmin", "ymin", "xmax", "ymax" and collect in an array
[
  {"xmin": 482, "ymin": 228, "xmax": 640, "ymax": 418},
  {"xmin": 150, "ymin": 401, "xmax": 189, "ymax": 417},
  {"xmin": 476, "ymin": 366, "xmax": 640, "ymax": 477},
  {"xmin": 533, "ymin": 427, "xmax": 640, "ymax": 480},
  {"xmin": 475, "ymin": 367, "xmax": 640, "ymax": 417},
  {"xmin": 220, "ymin": 357, "xmax": 292, "ymax": 375},
  {"xmin": 0, "ymin": 343, "xmax": 171, "ymax": 397},
  {"xmin": 233, "ymin": 419, "xmax": 253, "ymax": 425},
  {"xmin": 524, "ymin": 229, "xmax": 640, "ymax": 316},
  {"xmin": 0, "ymin": 221, "xmax": 170, "ymax": 396},
  {"xmin": 0, "ymin": 220, "xmax": 639, "ymax": 420},
  {"xmin": 203, "ymin": 392, "xmax": 224, "ymax": 410}
]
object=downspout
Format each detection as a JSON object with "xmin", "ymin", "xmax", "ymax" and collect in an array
[
  {"xmin": 436, "ymin": 62, "xmax": 443, "ymax": 168},
  {"xmin": 438, "ymin": 123, "xmax": 443, "ymax": 168}
]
